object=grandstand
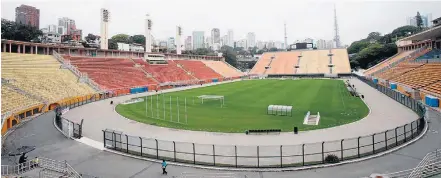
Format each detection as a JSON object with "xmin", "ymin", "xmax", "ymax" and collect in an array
[
  {"xmin": 1, "ymin": 86, "xmax": 42, "ymax": 115},
  {"xmin": 250, "ymin": 49, "xmax": 351, "ymax": 75},
  {"xmin": 1, "ymin": 53, "xmax": 96, "ymax": 104},
  {"xmin": 363, "ymin": 21, "xmax": 441, "ymax": 107},
  {"xmin": 133, "ymin": 58, "xmax": 196, "ymax": 84},
  {"xmin": 63, "ymin": 55, "xmax": 159, "ymax": 90}
]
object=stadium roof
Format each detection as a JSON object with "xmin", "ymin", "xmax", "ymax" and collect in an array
[{"xmin": 399, "ymin": 25, "xmax": 441, "ymax": 41}]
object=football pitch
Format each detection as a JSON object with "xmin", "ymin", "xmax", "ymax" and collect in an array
[{"xmin": 116, "ymin": 79, "xmax": 369, "ymax": 133}]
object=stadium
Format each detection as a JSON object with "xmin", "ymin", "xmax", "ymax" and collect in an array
[{"xmin": 1, "ymin": 5, "xmax": 441, "ymax": 178}]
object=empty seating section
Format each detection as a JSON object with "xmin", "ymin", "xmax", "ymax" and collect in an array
[
  {"xmin": 251, "ymin": 50, "xmax": 351, "ymax": 75},
  {"xmin": 133, "ymin": 59, "xmax": 195, "ymax": 83},
  {"xmin": 174, "ymin": 60, "xmax": 223, "ymax": 80},
  {"xmin": 1, "ymin": 53, "xmax": 95, "ymax": 103},
  {"xmin": 331, "ymin": 49, "xmax": 352, "ymax": 73},
  {"xmin": 297, "ymin": 51, "xmax": 329, "ymax": 74},
  {"xmin": 202, "ymin": 61, "xmax": 243, "ymax": 77},
  {"xmin": 250, "ymin": 53, "xmax": 273, "ymax": 75},
  {"xmin": 1, "ymin": 86, "xmax": 41, "ymax": 114},
  {"xmin": 423, "ymin": 82, "xmax": 441, "ymax": 96},
  {"xmin": 64, "ymin": 56, "xmax": 158, "ymax": 90},
  {"xmin": 391, "ymin": 63, "xmax": 441, "ymax": 89},
  {"xmin": 266, "ymin": 52, "xmax": 300, "ymax": 74},
  {"xmin": 416, "ymin": 49, "xmax": 441, "ymax": 60},
  {"xmin": 375, "ymin": 62, "xmax": 424, "ymax": 80},
  {"xmin": 364, "ymin": 50, "xmax": 415, "ymax": 76}
]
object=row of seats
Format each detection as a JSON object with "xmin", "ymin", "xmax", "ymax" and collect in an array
[
  {"xmin": 1, "ymin": 86, "xmax": 42, "ymax": 114},
  {"xmin": 133, "ymin": 59, "xmax": 195, "ymax": 83},
  {"xmin": 174, "ymin": 60, "xmax": 223, "ymax": 80},
  {"xmin": 1, "ymin": 53, "xmax": 96, "ymax": 103},
  {"xmin": 374, "ymin": 62, "xmax": 424, "ymax": 80},
  {"xmin": 202, "ymin": 61, "xmax": 243, "ymax": 77},
  {"xmin": 64, "ymin": 56, "xmax": 159, "ymax": 90},
  {"xmin": 391, "ymin": 63, "xmax": 441, "ymax": 89},
  {"xmin": 423, "ymin": 82, "xmax": 441, "ymax": 96},
  {"xmin": 364, "ymin": 50, "xmax": 415, "ymax": 76},
  {"xmin": 250, "ymin": 49, "xmax": 351, "ymax": 75},
  {"xmin": 416, "ymin": 49, "xmax": 441, "ymax": 60}
]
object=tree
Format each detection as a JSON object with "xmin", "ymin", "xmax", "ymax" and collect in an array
[
  {"xmin": 347, "ymin": 40, "xmax": 370, "ymax": 54},
  {"xmin": 85, "ymin": 33, "xmax": 98, "ymax": 43},
  {"xmin": 111, "ymin": 34, "xmax": 130, "ymax": 43},
  {"xmin": 366, "ymin": 32, "xmax": 382, "ymax": 41},
  {"xmin": 131, "ymin": 35, "xmax": 145, "ymax": 45},
  {"xmin": 221, "ymin": 45, "xmax": 238, "ymax": 67},
  {"xmin": 108, "ymin": 39, "xmax": 118, "ymax": 50},
  {"xmin": 1, "ymin": 18, "xmax": 42, "ymax": 42},
  {"xmin": 390, "ymin": 25, "xmax": 419, "ymax": 38},
  {"xmin": 416, "ymin": 12, "xmax": 423, "ymax": 30}
]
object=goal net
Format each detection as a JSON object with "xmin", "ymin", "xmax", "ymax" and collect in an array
[{"xmin": 197, "ymin": 95, "xmax": 224, "ymax": 107}]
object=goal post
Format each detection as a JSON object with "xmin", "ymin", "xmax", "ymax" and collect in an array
[{"xmin": 197, "ymin": 95, "xmax": 225, "ymax": 107}]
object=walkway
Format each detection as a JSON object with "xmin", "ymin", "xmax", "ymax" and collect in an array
[{"xmin": 1, "ymin": 107, "xmax": 440, "ymax": 178}]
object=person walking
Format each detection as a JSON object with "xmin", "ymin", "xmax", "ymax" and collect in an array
[{"xmin": 161, "ymin": 160, "xmax": 167, "ymax": 175}]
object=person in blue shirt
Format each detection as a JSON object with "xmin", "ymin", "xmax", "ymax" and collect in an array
[{"xmin": 161, "ymin": 160, "xmax": 167, "ymax": 175}]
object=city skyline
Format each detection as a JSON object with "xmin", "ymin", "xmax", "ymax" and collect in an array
[{"xmin": 2, "ymin": 0, "xmax": 441, "ymax": 46}]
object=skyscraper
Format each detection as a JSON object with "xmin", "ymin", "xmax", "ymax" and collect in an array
[
  {"xmin": 192, "ymin": 31, "xmax": 205, "ymax": 50},
  {"xmin": 407, "ymin": 13, "xmax": 433, "ymax": 27},
  {"xmin": 227, "ymin": 30, "xmax": 234, "ymax": 47},
  {"xmin": 211, "ymin": 28, "xmax": 220, "ymax": 44},
  {"xmin": 247, "ymin": 32, "xmax": 256, "ymax": 48},
  {"xmin": 15, "ymin": 4, "xmax": 40, "ymax": 28},
  {"xmin": 58, "ymin": 17, "xmax": 76, "ymax": 35},
  {"xmin": 167, "ymin": 37, "xmax": 176, "ymax": 50},
  {"xmin": 185, "ymin": 36, "xmax": 192, "ymax": 51},
  {"xmin": 316, "ymin": 39, "xmax": 327, "ymax": 49},
  {"xmin": 221, "ymin": 35, "xmax": 228, "ymax": 46}
]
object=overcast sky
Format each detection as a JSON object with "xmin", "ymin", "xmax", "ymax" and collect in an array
[{"xmin": 2, "ymin": 0, "xmax": 441, "ymax": 45}]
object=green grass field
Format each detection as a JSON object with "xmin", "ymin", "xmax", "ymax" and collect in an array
[{"xmin": 116, "ymin": 79, "xmax": 369, "ymax": 133}]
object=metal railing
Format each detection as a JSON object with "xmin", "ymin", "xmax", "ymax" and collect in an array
[
  {"xmin": 1, "ymin": 157, "xmax": 81, "ymax": 177},
  {"xmin": 103, "ymin": 75, "xmax": 426, "ymax": 168},
  {"xmin": 380, "ymin": 149, "xmax": 441, "ymax": 178},
  {"xmin": 408, "ymin": 149, "xmax": 441, "ymax": 178}
]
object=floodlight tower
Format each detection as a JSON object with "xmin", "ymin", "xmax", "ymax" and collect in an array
[
  {"xmin": 145, "ymin": 14, "xmax": 152, "ymax": 53},
  {"xmin": 176, "ymin": 26, "xmax": 182, "ymax": 54},
  {"xmin": 100, "ymin": 8, "xmax": 110, "ymax": 50}
]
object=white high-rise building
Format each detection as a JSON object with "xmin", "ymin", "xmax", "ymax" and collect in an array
[
  {"xmin": 185, "ymin": 36, "xmax": 192, "ymax": 51},
  {"xmin": 211, "ymin": 28, "xmax": 220, "ymax": 44},
  {"xmin": 167, "ymin": 37, "xmax": 175, "ymax": 50},
  {"xmin": 407, "ymin": 13, "xmax": 433, "ymax": 27},
  {"xmin": 275, "ymin": 41, "xmax": 283, "ymax": 49},
  {"xmin": 326, "ymin": 40, "xmax": 335, "ymax": 49},
  {"xmin": 247, "ymin": 32, "xmax": 256, "ymax": 48},
  {"xmin": 192, "ymin": 31, "xmax": 204, "ymax": 50},
  {"xmin": 46, "ymin": 24, "xmax": 57, "ymax": 33},
  {"xmin": 237, "ymin": 39, "xmax": 247, "ymax": 49},
  {"xmin": 221, "ymin": 35, "xmax": 228, "ymax": 46},
  {"xmin": 206, "ymin": 36, "xmax": 213, "ymax": 48},
  {"xmin": 257, "ymin": 41, "xmax": 265, "ymax": 49},
  {"xmin": 316, "ymin": 39, "xmax": 327, "ymax": 49},
  {"xmin": 100, "ymin": 8, "xmax": 110, "ymax": 50},
  {"xmin": 227, "ymin": 30, "xmax": 234, "ymax": 47}
]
